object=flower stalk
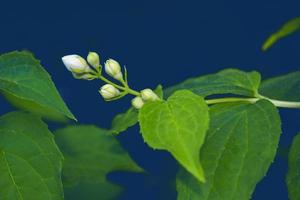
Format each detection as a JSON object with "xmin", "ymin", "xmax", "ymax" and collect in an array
[{"xmin": 205, "ymin": 96, "xmax": 300, "ymax": 109}]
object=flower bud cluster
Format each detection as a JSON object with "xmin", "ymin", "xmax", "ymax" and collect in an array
[{"xmin": 62, "ymin": 51, "xmax": 160, "ymax": 107}]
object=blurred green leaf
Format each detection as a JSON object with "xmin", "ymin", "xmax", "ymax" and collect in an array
[
  {"xmin": 54, "ymin": 125, "xmax": 143, "ymax": 200},
  {"xmin": 262, "ymin": 17, "xmax": 300, "ymax": 51}
]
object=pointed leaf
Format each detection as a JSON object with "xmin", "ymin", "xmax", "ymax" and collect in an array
[
  {"xmin": 154, "ymin": 84, "xmax": 164, "ymax": 99},
  {"xmin": 139, "ymin": 90, "xmax": 209, "ymax": 182},
  {"xmin": 0, "ymin": 112, "xmax": 64, "ymax": 200},
  {"xmin": 262, "ymin": 17, "xmax": 300, "ymax": 51},
  {"xmin": 0, "ymin": 51, "xmax": 75, "ymax": 121},
  {"xmin": 176, "ymin": 100, "xmax": 281, "ymax": 200}
]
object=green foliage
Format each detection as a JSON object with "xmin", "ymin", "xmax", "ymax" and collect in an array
[
  {"xmin": 286, "ymin": 133, "xmax": 300, "ymax": 200},
  {"xmin": 260, "ymin": 71, "xmax": 300, "ymax": 101},
  {"xmin": 111, "ymin": 108, "xmax": 138, "ymax": 134},
  {"xmin": 54, "ymin": 125, "xmax": 143, "ymax": 200},
  {"xmin": 176, "ymin": 100, "xmax": 281, "ymax": 200},
  {"xmin": 0, "ymin": 112, "xmax": 64, "ymax": 200},
  {"xmin": 0, "ymin": 29, "xmax": 299, "ymax": 200},
  {"xmin": 0, "ymin": 51, "xmax": 75, "ymax": 121},
  {"xmin": 139, "ymin": 90, "xmax": 209, "ymax": 182},
  {"xmin": 164, "ymin": 69, "xmax": 261, "ymax": 98},
  {"xmin": 262, "ymin": 17, "xmax": 300, "ymax": 51},
  {"xmin": 154, "ymin": 84, "xmax": 164, "ymax": 99}
]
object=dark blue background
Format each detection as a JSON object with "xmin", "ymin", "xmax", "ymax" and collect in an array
[{"xmin": 1, "ymin": 1, "xmax": 300, "ymax": 199}]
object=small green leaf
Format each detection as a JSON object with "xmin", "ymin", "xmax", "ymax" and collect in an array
[
  {"xmin": 154, "ymin": 84, "xmax": 164, "ymax": 99},
  {"xmin": 165, "ymin": 69, "xmax": 261, "ymax": 98},
  {"xmin": 259, "ymin": 71, "xmax": 300, "ymax": 101},
  {"xmin": 286, "ymin": 133, "xmax": 300, "ymax": 200},
  {"xmin": 139, "ymin": 90, "xmax": 209, "ymax": 182},
  {"xmin": 111, "ymin": 108, "xmax": 138, "ymax": 134},
  {"xmin": 262, "ymin": 17, "xmax": 300, "ymax": 51},
  {"xmin": 176, "ymin": 100, "xmax": 281, "ymax": 200},
  {"xmin": 0, "ymin": 51, "xmax": 75, "ymax": 121},
  {"xmin": 0, "ymin": 112, "xmax": 64, "ymax": 200},
  {"xmin": 54, "ymin": 125, "xmax": 143, "ymax": 200}
]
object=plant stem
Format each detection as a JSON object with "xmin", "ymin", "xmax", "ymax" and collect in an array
[
  {"xmin": 98, "ymin": 75, "xmax": 140, "ymax": 96},
  {"xmin": 205, "ymin": 97, "xmax": 259, "ymax": 105},
  {"xmin": 257, "ymin": 94, "xmax": 300, "ymax": 108},
  {"xmin": 205, "ymin": 96, "xmax": 300, "ymax": 109}
]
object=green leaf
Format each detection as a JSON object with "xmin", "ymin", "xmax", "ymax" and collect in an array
[
  {"xmin": 286, "ymin": 133, "xmax": 300, "ymax": 200},
  {"xmin": 0, "ymin": 51, "xmax": 75, "ymax": 121},
  {"xmin": 262, "ymin": 17, "xmax": 300, "ymax": 51},
  {"xmin": 165, "ymin": 69, "xmax": 261, "ymax": 98},
  {"xmin": 259, "ymin": 71, "xmax": 300, "ymax": 101},
  {"xmin": 176, "ymin": 100, "xmax": 281, "ymax": 200},
  {"xmin": 111, "ymin": 85, "xmax": 164, "ymax": 135},
  {"xmin": 154, "ymin": 84, "xmax": 164, "ymax": 99},
  {"xmin": 139, "ymin": 90, "xmax": 209, "ymax": 182},
  {"xmin": 111, "ymin": 108, "xmax": 138, "ymax": 134},
  {"xmin": 0, "ymin": 112, "xmax": 64, "ymax": 200},
  {"xmin": 54, "ymin": 125, "xmax": 143, "ymax": 200}
]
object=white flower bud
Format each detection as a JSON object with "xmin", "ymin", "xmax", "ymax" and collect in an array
[
  {"xmin": 105, "ymin": 59, "xmax": 123, "ymax": 81},
  {"xmin": 62, "ymin": 55, "xmax": 91, "ymax": 74},
  {"xmin": 87, "ymin": 52, "xmax": 100, "ymax": 69},
  {"xmin": 141, "ymin": 89, "xmax": 159, "ymax": 101},
  {"xmin": 99, "ymin": 84, "xmax": 120, "ymax": 100},
  {"xmin": 131, "ymin": 97, "xmax": 144, "ymax": 109}
]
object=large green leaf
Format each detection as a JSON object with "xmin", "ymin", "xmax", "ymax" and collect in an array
[
  {"xmin": 176, "ymin": 100, "xmax": 281, "ymax": 200},
  {"xmin": 262, "ymin": 17, "xmax": 300, "ymax": 51},
  {"xmin": 0, "ymin": 112, "xmax": 64, "ymax": 200},
  {"xmin": 54, "ymin": 125, "xmax": 143, "ymax": 200},
  {"xmin": 139, "ymin": 90, "xmax": 209, "ymax": 182},
  {"xmin": 164, "ymin": 69, "xmax": 261, "ymax": 98},
  {"xmin": 259, "ymin": 71, "xmax": 300, "ymax": 101},
  {"xmin": 286, "ymin": 133, "xmax": 300, "ymax": 200},
  {"xmin": 0, "ymin": 51, "xmax": 75, "ymax": 121}
]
